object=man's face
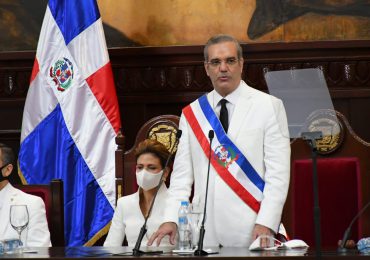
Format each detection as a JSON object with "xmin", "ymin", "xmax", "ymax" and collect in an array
[{"xmin": 204, "ymin": 41, "xmax": 243, "ymax": 97}]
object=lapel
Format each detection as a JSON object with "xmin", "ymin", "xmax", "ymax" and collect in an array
[
  {"xmin": 150, "ymin": 184, "xmax": 166, "ymax": 215},
  {"xmin": 228, "ymin": 82, "xmax": 253, "ymax": 139},
  {"xmin": 8, "ymin": 184, "xmax": 22, "ymax": 204}
]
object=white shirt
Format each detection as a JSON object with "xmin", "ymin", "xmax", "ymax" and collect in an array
[{"xmin": 210, "ymin": 83, "xmax": 242, "ymax": 120}]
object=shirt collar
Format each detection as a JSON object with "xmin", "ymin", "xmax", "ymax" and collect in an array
[{"xmin": 213, "ymin": 80, "xmax": 242, "ymax": 107}]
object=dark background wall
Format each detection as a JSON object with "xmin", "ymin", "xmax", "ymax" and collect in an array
[{"xmin": 1, "ymin": 40, "xmax": 370, "ymax": 182}]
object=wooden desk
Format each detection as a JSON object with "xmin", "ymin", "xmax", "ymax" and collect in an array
[{"xmin": 0, "ymin": 247, "xmax": 366, "ymax": 259}]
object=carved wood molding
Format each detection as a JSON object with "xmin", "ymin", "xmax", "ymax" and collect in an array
[{"xmin": 1, "ymin": 40, "xmax": 370, "ymax": 99}]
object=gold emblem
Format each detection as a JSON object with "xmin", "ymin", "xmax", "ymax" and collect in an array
[
  {"xmin": 148, "ymin": 124, "xmax": 179, "ymax": 153},
  {"xmin": 306, "ymin": 110, "xmax": 344, "ymax": 154}
]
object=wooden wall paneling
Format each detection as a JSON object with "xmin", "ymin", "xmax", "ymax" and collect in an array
[
  {"xmin": 111, "ymin": 45, "xmax": 210, "ymax": 149},
  {"xmin": 1, "ymin": 40, "xmax": 370, "ymax": 174},
  {"xmin": 349, "ymin": 98, "xmax": 370, "ymax": 141},
  {"xmin": 0, "ymin": 99, "xmax": 25, "ymax": 130},
  {"xmin": 0, "ymin": 130, "xmax": 21, "ymax": 184},
  {"xmin": 0, "ymin": 66, "xmax": 32, "ymax": 131},
  {"xmin": 119, "ymin": 102, "xmax": 146, "ymax": 150},
  {"xmin": 243, "ymin": 41, "xmax": 370, "ymax": 142}
]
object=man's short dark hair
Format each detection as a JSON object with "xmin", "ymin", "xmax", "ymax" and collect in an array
[
  {"xmin": 204, "ymin": 34, "xmax": 243, "ymax": 61},
  {"xmin": 0, "ymin": 143, "xmax": 15, "ymax": 165}
]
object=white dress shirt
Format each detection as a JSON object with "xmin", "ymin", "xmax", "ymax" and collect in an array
[{"xmin": 211, "ymin": 84, "xmax": 242, "ymax": 120}]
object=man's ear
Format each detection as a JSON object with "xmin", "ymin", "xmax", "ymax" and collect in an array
[
  {"xmin": 239, "ymin": 57, "xmax": 244, "ymax": 73},
  {"xmin": 3, "ymin": 164, "xmax": 13, "ymax": 177},
  {"xmin": 204, "ymin": 62, "xmax": 210, "ymax": 77}
]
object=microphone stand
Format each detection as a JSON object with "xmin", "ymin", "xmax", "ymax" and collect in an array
[
  {"xmin": 301, "ymin": 131, "xmax": 323, "ymax": 260},
  {"xmin": 194, "ymin": 130, "xmax": 215, "ymax": 256},
  {"xmin": 338, "ymin": 200, "xmax": 370, "ymax": 253},
  {"xmin": 133, "ymin": 130, "xmax": 182, "ymax": 256}
]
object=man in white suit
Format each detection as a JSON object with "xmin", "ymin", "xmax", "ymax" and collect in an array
[
  {"xmin": 148, "ymin": 34, "xmax": 290, "ymax": 248},
  {"xmin": 0, "ymin": 143, "xmax": 51, "ymax": 246}
]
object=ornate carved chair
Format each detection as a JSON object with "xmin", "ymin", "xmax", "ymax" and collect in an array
[
  {"xmin": 15, "ymin": 179, "xmax": 65, "ymax": 246},
  {"xmin": 115, "ymin": 115, "xmax": 180, "ymax": 200},
  {"xmin": 283, "ymin": 110, "xmax": 370, "ymax": 247}
]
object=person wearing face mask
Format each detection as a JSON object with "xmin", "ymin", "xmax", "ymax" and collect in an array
[
  {"xmin": 0, "ymin": 143, "xmax": 51, "ymax": 246},
  {"xmin": 104, "ymin": 139, "xmax": 174, "ymax": 247}
]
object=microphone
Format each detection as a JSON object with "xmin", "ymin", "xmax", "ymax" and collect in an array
[
  {"xmin": 301, "ymin": 131, "xmax": 323, "ymax": 259},
  {"xmin": 133, "ymin": 130, "xmax": 182, "ymax": 256},
  {"xmin": 194, "ymin": 130, "xmax": 215, "ymax": 256},
  {"xmin": 338, "ymin": 200, "xmax": 370, "ymax": 252}
]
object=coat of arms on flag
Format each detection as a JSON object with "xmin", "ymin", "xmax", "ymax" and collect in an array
[{"xmin": 49, "ymin": 58, "xmax": 74, "ymax": 92}]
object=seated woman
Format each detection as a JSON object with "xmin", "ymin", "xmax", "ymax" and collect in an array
[{"xmin": 104, "ymin": 139, "xmax": 175, "ymax": 247}]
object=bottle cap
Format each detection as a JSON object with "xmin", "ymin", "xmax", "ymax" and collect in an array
[{"xmin": 358, "ymin": 237, "xmax": 370, "ymax": 254}]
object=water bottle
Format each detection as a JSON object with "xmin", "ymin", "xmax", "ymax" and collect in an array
[
  {"xmin": 178, "ymin": 201, "xmax": 192, "ymax": 250},
  {"xmin": 0, "ymin": 239, "xmax": 22, "ymax": 254}
]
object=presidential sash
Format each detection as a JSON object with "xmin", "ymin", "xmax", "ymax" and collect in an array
[{"xmin": 183, "ymin": 94, "xmax": 265, "ymax": 213}]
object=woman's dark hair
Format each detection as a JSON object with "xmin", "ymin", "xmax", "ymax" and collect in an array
[{"xmin": 134, "ymin": 139, "xmax": 170, "ymax": 168}]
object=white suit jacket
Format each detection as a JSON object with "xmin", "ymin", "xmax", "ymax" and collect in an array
[
  {"xmin": 0, "ymin": 183, "xmax": 51, "ymax": 246},
  {"xmin": 104, "ymin": 184, "xmax": 175, "ymax": 247},
  {"xmin": 167, "ymin": 81, "xmax": 290, "ymax": 247}
]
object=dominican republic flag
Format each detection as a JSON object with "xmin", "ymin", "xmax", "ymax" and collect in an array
[{"xmin": 18, "ymin": 0, "xmax": 121, "ymax": 246}]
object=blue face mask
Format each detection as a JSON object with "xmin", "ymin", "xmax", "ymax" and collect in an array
[{"xmin": 0, "ymin": 163, "xmax": 9, "ymax": 182}]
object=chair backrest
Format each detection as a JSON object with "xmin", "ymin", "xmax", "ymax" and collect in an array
[
  {"xmin": 115, "ymin": 115, "xmax": 180, "ymax": 199},
  {"xmin": 284, "ymin": 110, "xmax": 370, "ymax": 247},
  {"xmin": 291, "ymin": 157, "xmax": 361, "ymax": 247},
  {"xmin": 15, "ymin": 179, "xmax": 65, "ymax": 246}
]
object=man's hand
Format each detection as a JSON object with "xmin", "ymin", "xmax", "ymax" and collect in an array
[
  {"xmin": 251, "ymin": 224, "xmax": 274, "ymax": 248},
  {"xmin": 147, "ymin": 222, "xmax": 177, "ymax": 246}
]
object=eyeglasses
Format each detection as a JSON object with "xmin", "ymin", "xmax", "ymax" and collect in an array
[{"xmin": 206, "ymin": 57, "xmax": 240, "ymax": 68}]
